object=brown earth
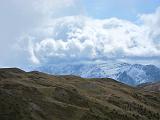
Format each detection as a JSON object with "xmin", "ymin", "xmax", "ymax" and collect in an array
[{"xmin": 0, "ymin": 68, "xmax": 160, "ymax": 120}]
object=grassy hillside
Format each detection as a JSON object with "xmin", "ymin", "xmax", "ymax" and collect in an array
[
  {"xmin": 137, "ymin": 81, "xmax": 160, "ymax": 92},
  {"xmin": 0, "ymin": 68, "xmax": 160, "ymax": 120}
]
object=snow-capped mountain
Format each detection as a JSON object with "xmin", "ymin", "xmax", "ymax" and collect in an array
[{"xmin": 37, "ymin": 62, "xmax": 160, "ymax": 85}]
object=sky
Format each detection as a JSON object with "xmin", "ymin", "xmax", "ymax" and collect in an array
[{"xmin": 0, "ymin": 0, "xmax": 160, "ymax": 69}]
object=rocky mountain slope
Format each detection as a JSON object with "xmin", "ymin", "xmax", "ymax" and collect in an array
[
  {"xmin": 37, "ymin": 62, "xmax": 160, "ymax": 85},
  {"xmin": 0, "ymin": 68, "xmax": 160, "ymax": 120}
]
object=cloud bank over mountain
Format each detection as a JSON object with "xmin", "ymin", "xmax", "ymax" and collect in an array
[
  {"xmin": 0, "ymin": 0, "xmax": 159, "ymax": 67},
  {"xmin": 25, "ymin": 7, "xmax": 160, "ymax": 65}
]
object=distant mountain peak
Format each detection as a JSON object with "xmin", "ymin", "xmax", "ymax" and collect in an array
[{"xmin": 37, "ymin": 62, "xmax": 160, "ymax": 85}]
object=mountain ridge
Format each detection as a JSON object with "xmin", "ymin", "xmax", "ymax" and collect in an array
[{"xmin": 37, "ymin": 62, "xmax": 160, "ymax": 85}]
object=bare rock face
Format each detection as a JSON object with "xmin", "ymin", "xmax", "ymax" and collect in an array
[{"xmin": 0, "ymin": 68, "xmax": 160, "ymax": 120}]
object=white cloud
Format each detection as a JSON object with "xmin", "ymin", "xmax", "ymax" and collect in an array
[
  {"xmin": 38, "ymin": 0, "xmax": 81, "ymax": 19},
  {"xmin": 0, "ymin": 0, "xmax": 81, "ymax": 67},
  {"xmin": 33, "ymin": 0, "xmax": 79, "ymax": 17},
  {"xmin": 140, "ymin": 7, "xmax": 160, "ymax": 47},
  {"xmin": 1, "ymin": 0, "xmax": 159, "ymax": 67},
  {"xmin": 25, "ymin": 8, "xmax": 160, "ymax": 65}
]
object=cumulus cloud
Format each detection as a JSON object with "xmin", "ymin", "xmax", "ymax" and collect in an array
[
  {"xmin": 0, "ymin": 0, "xmax": 82, "ymax": 67},
  {"xmin": 140, "ymin": 7, "xmax": 160, "ymax": 46},
  {"xmin": 26, "ymin": 7, "xmax": 160, "ymax": 65}
]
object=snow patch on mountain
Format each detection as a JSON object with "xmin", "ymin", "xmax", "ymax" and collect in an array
[{"xmin": 37, "ymin": 62, "xmax": 160, "ymax": 85}]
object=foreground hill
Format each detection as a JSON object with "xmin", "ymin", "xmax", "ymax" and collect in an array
[
  {"xmin": 0, "ymin": 68, "xmax": 160, "ymax": 120},
  {"xmin": 37, "ymin": 62, "xmax": 160, "ymax": 85},
  {"xmin": 137, "ymin": 81, "xmax": 160, "ymax": 92}
]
